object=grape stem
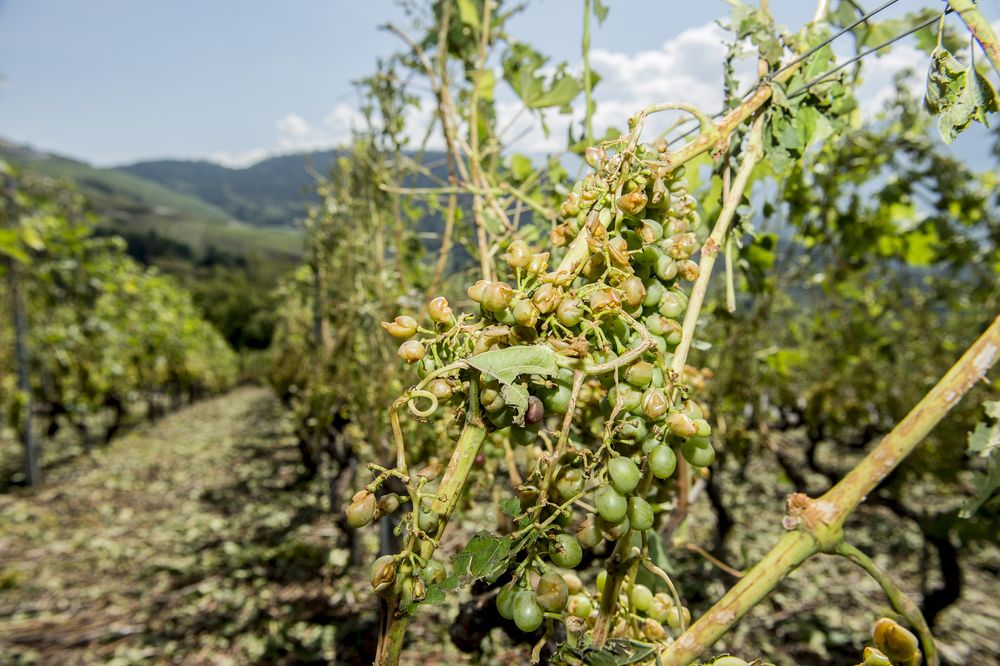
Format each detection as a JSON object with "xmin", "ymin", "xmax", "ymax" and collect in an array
[
  {"xmin": 658, "ymin": 315, "xmax": 1000, "ymax": 665},
  {"xmin": 948, "ymin": 0, "xmax": 1000, "ymax": 74},
  {"xmin": 831, "ymin": 541, "xmax": 938, "ymax": 666}
]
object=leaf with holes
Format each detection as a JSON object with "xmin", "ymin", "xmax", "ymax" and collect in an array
[{"xmin": 467, "ymin": 344, "xmax": 558, "ymax": 424}]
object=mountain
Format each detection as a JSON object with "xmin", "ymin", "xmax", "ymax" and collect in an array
[
  {"xmin": 118, "ymin": 150, "xmax": 345, "ymax": 228},
  {"xmin": 0, "ymin": 138, "xmax": 302, "ymax": 263}
]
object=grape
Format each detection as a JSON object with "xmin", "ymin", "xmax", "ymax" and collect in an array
[
  {"xmin": 567, "ymin": 594, "xmax": 593, "ymax": 619},
  {"xmin": 627, "ymin": 496, "xmax": 654, "ymax": 531},
  {"xmin": 666, "ymin": 412, "xmax": 698, "ymax": 438},
  {"xmin": 625, "ymin": 361, "xmax": 654, "ymax": 388},
  {"xmin": 680, "ymin": 436, "xmax": 715, "ymax": 467},
  {"xmin": 428, "ymin": 296, "xmax": 452, "ymax": 323},
  {"xmin": 607, "ymin": 456, "xmax": 641, "ymax": 494},
  {"xmin": 525, "ymin": 395, "xmax": 545, "ymax": 425},
  {"xmin": 621, "ymin": 276, "xmax": 646, "ymax": 308},
  {"xmin": 654, "ymin": 253, "xmax": 678, "ymax": 281},
  {"xmin": 504, "ymin": 240, "xmax": 531, "ymax": 269},
  {"xmin": 595, "ymin": 485, "xmax": 628, "ymax": 523},
  {"xmin": 562, "ymin": 572, "xmax": 583, "ymax": 594},
  {"xmin": 607, "ymin": 384, "xmax": 642, "ymax": 413},
  {"xmin": 421, "ymin": 560, "xmax": 446, "ymax": 585},
  {"xmin": 649, "ymin": 445, "xmax": 677, "ymax": 479},
  {"xmin": 576, "ymin": 515, "xmax": 603, "ymax": 549},
  {"xmin": 643, "ymin": 279, "xmax": 665, "ymax": 307},
  {"xmin": 642, "ymin": 389, "xmax": 669, "ymax": 420},
  {"xmin": 482, "ymin": 282, "xmax": 513, "ymax": 313},
  {"xmin": 497, "ymin": 583, "xmax": 518, "ymax": 619},
  {"xmin": 532, "ymin": 283, "xmax": 560, "ymax": 313},
  {"xmin": 639, "ymin": 218, "xmax": 664, "ymax": 244},
  {"xmin": 555, "ymin": 467, "xmax": 585, "ymax": 501},
  {"xmin": 536, "ymin": 571, "xmax": 569, "ymax": 612},
  {"xmin": 873, "ymin": 618, "xmax": 919, "ymax": 663},
  {"xmin": 665, "ymin": 605, "xmax": 691, "ymax": 630},
  {"xmin": 599, "ymin": 514, "xmax": 630, "ymax": 540},
  {"xmin": 710, "ymin": 657, "xmax": 750, "ymax": 666},
  {"xmin": 648, "ymin": 595, "xmax": 671, "ymax": 622},
  {"xmin": 511, "ymin": 423, "xmax": 539, "ymax": 446},
  {"xmin": 512, "ymin": 299, "xmax": 540, "ymax": 327},
  {"xmin": 659, "ymin": 289, "xmax": 688, "ymax": 318},
  {"xmin": 618, "ymin": 417, "xmax": 647, "ymax": 442},
  {"xmin": 346, "ymin": 490, "xmax": 376, "ymax": 528},
  {"xmin": 467, "ymin": 280, "xmax": 489, "ymax": 302},
  {"xmin": 542, "ymin": 384, "xmax": 573, "ymax": 414},
  {"xmin": 383, "ymin": 315, "xmax": 419, "ymax": 339},
  {"xmin": 681, "ymin": 400, "xmax": 704, "ymax": 420},
  {"xmin": 550, "ymin": 533, "xmax": 583, "ymax": 569},
  {"xmin": 397, "ymin": 340, "xmax": 425, "ymax": 363},
  {"xmin": 556, "ymin": 298, "xmax": 584, "ymax": 327},
  {"xmin": 513, "ymin": 590, "xmax": 544, "ymax": 632},
  {"xmin": 631, "ymin": 583, "xmax": 654, "ymax": 612}
]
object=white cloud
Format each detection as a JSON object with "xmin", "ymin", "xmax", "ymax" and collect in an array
[
  {"xmin": 207, "ymin": 147, "xmax": 272, "ymax": 168},
  {"xmin": 273, "ymin": 106, "xmax": 363, "ymax": 152},
  {"xmin": 851, "ymin": 42, "xmax": 925, "ymax": 119},
  {"xmin": 207, "ymin": 21, "xmax": 949, "ymax": 167}
]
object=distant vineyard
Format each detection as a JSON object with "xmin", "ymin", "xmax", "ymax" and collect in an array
[{"xmin": 1, "ymin": 166, "xmax": 238, "ymax": 486}]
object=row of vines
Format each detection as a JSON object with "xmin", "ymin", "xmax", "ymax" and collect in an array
[
  {"xmin": 1, "ymin": 166, "xmax": 238, "ymax": 486},
  {"xmin": 267, "ymin": 0, "xmax": 1000, "ymax": 664}
]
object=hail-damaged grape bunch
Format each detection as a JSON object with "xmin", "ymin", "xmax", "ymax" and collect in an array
[{"xmin": 352, "ymin": 135, "xmax": 717, "ymax": 651}]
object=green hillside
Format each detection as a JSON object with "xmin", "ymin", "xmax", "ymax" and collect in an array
[
  {"xmin": 118, "ymin": 151, "xmax": 343, "ymax": 228},
  {"xmin": 0, "ymin": 139, "xmax": 304, "ymax": 349},
  {"xmin": 0, "ymin": 139, "xmax": 302, "ymax": 262}
]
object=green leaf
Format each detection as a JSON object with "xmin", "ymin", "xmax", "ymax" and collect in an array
[
  {"xmin": 560, "ymin": 638, "xmax": 658, "ymax": 665},
  {"xmin": 796, "ymin": 106, "xmax": 834, "ymax": 149},
  {"xmin": 510, "ymin": 153, "xmax": 533, "ymax": 181},
  {"xmin": 0, "ymin": 228, "xmax": 29, "ymax": 263},
  {"xmin": 481, "ymin": 208, "xmax": 505, "ymax": 236},
  {"xmin": 592, "ymin": 0, "xmax": 609, "ymax": 24},
  {"xmin": 745, "ymin": 234, "xmax": 777, "ymax": 271},
  {"xmin": 960, "ymin": 403, "xmax": 1000, "ymax": 519},
  {"xmin": 456, "ymin": 0, "xmax": 480, "ymax": 31},
  {"xmin": 477, "ymin": 68, "xmax": 495, "ymax": 103},
  {"xmin": 467, "ymin": 344, "xmax": 558, "ymax": 424},
  {"xmin": 502, "ymin": 43, "xmax": 583, "ymax": 111},
  {"xmin": 21, "ymin": 225, "xmax": 45, "ymax": 251},
  {"xmin": 444, "ymin": 531, "xmax": 512, "ymax": 589},
  {"xmin": 968, "ymin": 422, "xmax": 1000, "ymax": 458},
  {"xmin": 903, "ymin": 226, "xmax": 938, "ymax": 266},
  {"xmin": 960, "ymin": 458, "xmax": 1000, "ymax": 519},
  {"xmin": 925, "ymin": 46, "xmax": 998, "ymax": 143},
  {"xmin": 499, "ymin": 497, "xmax": 521, "ymax": 516}
]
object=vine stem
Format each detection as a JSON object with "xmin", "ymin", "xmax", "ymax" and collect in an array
[
  {"xmin": 582, "ymin": 0, "xmax": 594, "ymax": 145},
  {"xmin": 658, "ymin": 314, "xmax": 1000, "ymax": 665},
  {"xmin": 948, "ymin": 0, "xmax": 1000, "ymax": 74},
  {"xmin": 669, "ymin": 112, "xmax": 764, "ymax": 375},
  {"xmin": 831, "ymin": 541, "xmax": 938, "ymax": 666},
  {"xmin": 374, "ymin": 420, "xmax": 490, "ymax": 666}
]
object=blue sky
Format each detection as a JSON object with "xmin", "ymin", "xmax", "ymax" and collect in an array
[{"xmin": 0, "ymin": 1, "xmax": 996, "ymax": 166}]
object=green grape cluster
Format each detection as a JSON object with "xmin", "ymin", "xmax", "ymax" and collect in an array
[{"xmin": 349, "ymin": 136, "xmax": 720, "ymax": 646}]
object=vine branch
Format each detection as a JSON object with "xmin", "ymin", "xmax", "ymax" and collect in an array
[{"xmin": 659, "ymin": 314, "xmax": 999, "ymax": 665}]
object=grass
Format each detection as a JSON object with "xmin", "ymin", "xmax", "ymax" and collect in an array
[{"xmin": 0, "ymin": 388, "xmax": 510, "ymax": 665}]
